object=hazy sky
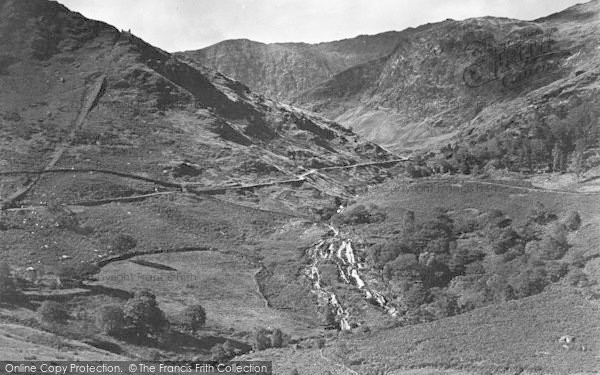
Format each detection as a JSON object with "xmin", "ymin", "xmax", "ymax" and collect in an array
[{"xmin": 59, "ymin": 0, "xmax": 585, "ymax": 52}]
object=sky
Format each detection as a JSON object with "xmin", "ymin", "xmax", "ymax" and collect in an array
[{"xmin": 59, "ymin": 0, "xmax": 585, "ymax": 52}]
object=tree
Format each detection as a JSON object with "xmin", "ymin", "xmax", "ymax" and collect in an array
[
  {"xmin": 123, "ymin": 289, "xmax": 168, "ymax": 338},
  {"xmin": 96, "ymin": 305, "xmax": 125, "ymax": 336},
  {"xmin": 0, "ymin": 262, "xmax": 18, "ymax": 304},
  {"xmin": 38, "ymin": 301, "xmax": 69, "ymax": 324},
  {"xmin": 180, "ymin": 304, "xmax": 206, "ymax": 333}
]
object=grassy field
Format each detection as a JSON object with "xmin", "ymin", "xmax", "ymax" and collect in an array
[{"xmin": 93, "ymin": 250, "xmax": 321, "ymax": 338}]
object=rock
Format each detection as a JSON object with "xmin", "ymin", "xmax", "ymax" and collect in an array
[{"xmin": 558, "ymin": 335, "xmax": 575, "ymax": 344}]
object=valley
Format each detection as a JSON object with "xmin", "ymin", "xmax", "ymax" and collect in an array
[{"xmin": 1, "ymin": 0, "xmax": 600, "ymax": 374}]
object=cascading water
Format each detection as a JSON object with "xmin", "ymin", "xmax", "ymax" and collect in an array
[{"xmin": 304, "ymin": 224, "xmax": 399, "ymax": 330}]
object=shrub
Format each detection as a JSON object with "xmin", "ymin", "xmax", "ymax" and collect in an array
[
  {"xmin": 38, "ymin": 301, "xmax": 69, "ymax": 324},
  {"xmin": 110, "ymin": 234, "xmax": 137, "ymax": 254},
  {"xmin": 95, "ymin": 305, "xmax": 125, "ymax": 336},
  {"xmin": 180, "ymin": 304, "xmax": 206, "ymax": 333},
  {"xmin": 527, "ymin": 202, "xmax": 557, "ymax": 225},
  {"xmin": 123, "ymin": 290, "xmax": 168, "ymax": 338}
]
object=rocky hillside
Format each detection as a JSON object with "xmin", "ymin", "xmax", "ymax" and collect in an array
[
  {"xmin": 177, "ymin": 32, "xmax": 401, "ymax": 102},
  {"xmin": 181, "ymin": 1, "xmax": 600, "ymax": 168},
  {"xmin": 297, "ymin": 0, "xmax": 600, "ymax": 157},
  {"xmin": 0, "ymin": 0, "xmax": 391, "ymax": 206}
]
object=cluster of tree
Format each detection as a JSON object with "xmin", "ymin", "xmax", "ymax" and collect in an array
[
  {"xmin": 94, "ymin": 289, "xmax": 206, "ymax": 341},
  {"xmin": 436, "ymin": 96, "xmax": 600, "ymax": 175},
  {"xmin": 252, "ymin": 327, "xmax": 289, "ymax": 351},
  {"xmin": 366, "ymin": 204, "xmax": 584, "ymax": 322}
]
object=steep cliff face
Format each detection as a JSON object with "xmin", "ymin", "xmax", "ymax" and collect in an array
[{"xmin": 177, "ymin": 32, "xmax": 402, "ymax": 102}]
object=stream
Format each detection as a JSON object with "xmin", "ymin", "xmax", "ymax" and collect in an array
[{"xmin": 304, "ymin": 223, "xmax": 399, "ymax": 330}]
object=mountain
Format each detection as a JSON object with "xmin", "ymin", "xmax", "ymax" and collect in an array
[
  {"xmin": 0, "ymin": 0, "xmax": 395, "ymax": 361},
  {"xmin": 0, "ymin": 0, "xmax": 392, "ymax": 205},
  {"xmin": 176, "ymin": 32, "xmax": 401, "ymax": 102},
  {"xmin": 182, "ymin": 1, "xmax": 600, "ymax": 165}
]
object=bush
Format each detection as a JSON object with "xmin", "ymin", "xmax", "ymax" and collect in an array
[
  {"xmin": 95, "ymin": 305, "xmax": 125, "ymax": 336},
  {"xmin": 180, "ymin": 304, "xmax": 206, "ymax": 333},
  {"xmin": 38, "ymin": 301, "xmax": 69, "ymax": 324},
  {"xmin": 527, "ymin": 202, "xmax": 557, "ymax": 225},
  {"xmin": 123, "ymin": 289, "xmax": 168, "ymax": 338},
  {"xmin": 110, "ymin": 234, "xmax": 137, "ymax": 254}
]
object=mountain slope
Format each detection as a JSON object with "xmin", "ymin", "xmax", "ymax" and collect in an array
[
  {"xmin": 297, "ymin": 1, "xmax": 600, "ymax": 153},
  {"xmin": 180, "ymin": 0, "xmax": 600, "ymax": 163},
  {"xmin": 0, "ymin": 0, "xmax": 392, "ymax": 207},
  {"xmin": 177, "ymin": 32, "xmax": 402, "ymax": 102},
  {"xmin": 0, "ymin": 0, "xmax": 400, "ymax": 362}
]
